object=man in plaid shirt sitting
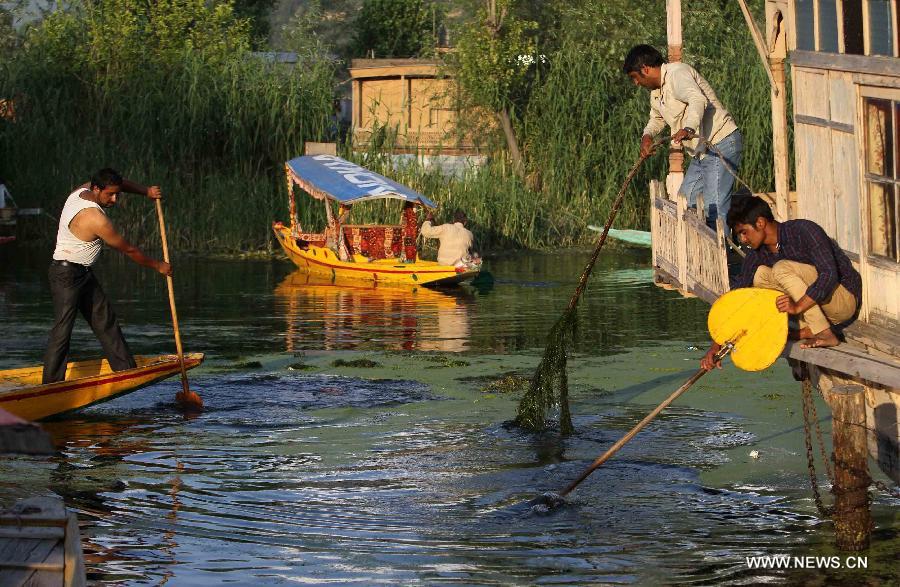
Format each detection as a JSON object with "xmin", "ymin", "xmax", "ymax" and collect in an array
[{"xmin": 701, "ymin": 196, "xmax": 861, "ymax": 370}]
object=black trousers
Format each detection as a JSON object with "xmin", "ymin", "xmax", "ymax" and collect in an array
[{"xmin": 42, "ymin": 262, "xmax": 136, "ymax": 384}]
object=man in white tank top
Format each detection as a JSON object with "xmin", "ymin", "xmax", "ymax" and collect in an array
[{"xmin": 42, "ymin": 168, "xmax": 172, "ymax": 384}]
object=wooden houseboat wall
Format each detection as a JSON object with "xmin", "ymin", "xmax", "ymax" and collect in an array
[
  {"xmin": 651, "ymin": 0, "xmax": 899, "ymax": 516},
  {"xmin": 348, "ymin": 58, "xmax": 486, "ymax": 174}
]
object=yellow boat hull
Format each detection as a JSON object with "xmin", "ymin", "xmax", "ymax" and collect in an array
[
  {"xmin": 0, "ymin": 353, "xmax": 204, "ymax": 421},
  {"xmin": 273, "ymin": 224, "xmax": 478, "ymax": 286}
]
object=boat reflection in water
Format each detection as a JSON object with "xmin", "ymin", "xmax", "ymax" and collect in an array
[{"xmin": 275, "ymin": 271, "xmax": 473, "ymax": 352}]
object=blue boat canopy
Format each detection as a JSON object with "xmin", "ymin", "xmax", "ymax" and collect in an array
[{"xmin": 286, "ymin": 155, "xmax": 437, "ymax": 208}]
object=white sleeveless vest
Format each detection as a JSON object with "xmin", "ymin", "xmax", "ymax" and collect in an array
[{"xmin": 53, "ymin": 188, "xmax": 106, "ymax": 266}]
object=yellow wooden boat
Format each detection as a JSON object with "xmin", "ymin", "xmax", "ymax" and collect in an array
[
  {"xmin": 273, "ymin": 154, "xmax": 480, "ymax": 287},
  {"xmin": 0, "ymin": 353, "xmax": 204, "ymax": 421}
]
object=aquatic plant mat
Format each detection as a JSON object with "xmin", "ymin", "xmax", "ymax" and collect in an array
[{"xmin": 514, "ymin": 147, "xmax": 661, "ymax": 433}]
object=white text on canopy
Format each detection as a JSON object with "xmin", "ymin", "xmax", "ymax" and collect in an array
[{"xmin": 314, "ymin": 155, "xmax": 395, "ymax": 197}]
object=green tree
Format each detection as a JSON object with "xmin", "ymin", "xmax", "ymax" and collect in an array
[
  {"xmin": 453, "ymin": 0, "xmax": 538, "ymax": 176},
  {"xmin": 350, "ymin": 0, "xmax": 443, "ymax": 58},
  {"xmin": 22, "ymin": 0, "xmax": 252, "ymax": 84},
  {"xmin": 0, "ymin": 4, "xmax": 21, "ymax": 57},
  {"xmin": 232, "ymin": 0, "xmax": 277, "ymax": 47}
]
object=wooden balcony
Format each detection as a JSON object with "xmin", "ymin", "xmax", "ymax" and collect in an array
[{"xmin": 648, "ymin": 179, "xmax": 900, "ymax": 481}]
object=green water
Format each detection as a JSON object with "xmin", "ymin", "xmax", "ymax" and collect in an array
[{"xmin": 0, "ymin": 247, "xmax": 897, "ymax": 585}]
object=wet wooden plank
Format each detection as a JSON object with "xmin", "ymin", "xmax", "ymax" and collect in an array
[
  {"xmin": 0, "ymin": 497, "xmax": 85, "ymax": 587},
  {"xmin": 785, "ymin": 341, "xmax": 900, "ymax": 388},
  {"xmin": 63, "ymin": 514, "xmax": 85, "ymax": 587},
  {"xmin": 0, "ymin": 537, "xmax": 59, "ymax": 586}
]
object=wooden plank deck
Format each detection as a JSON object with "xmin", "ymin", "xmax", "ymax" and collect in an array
[{"xmin": 0, "ymin": 497, "xmax": 85, "ymax": 586}]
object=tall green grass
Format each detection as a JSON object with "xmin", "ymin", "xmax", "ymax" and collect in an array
[{"xmin": 0, "ymin": 2, "xmax": 334, "ymax": 253}]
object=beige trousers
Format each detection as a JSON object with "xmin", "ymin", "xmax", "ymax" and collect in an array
[{"xmin": 752, "ymin": 260, "xmax": 857, "ymax": 334}]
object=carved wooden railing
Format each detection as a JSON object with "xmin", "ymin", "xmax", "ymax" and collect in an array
[{"xmin": 649, "ymin": 179, "xmax": 730, "ymax": 304}]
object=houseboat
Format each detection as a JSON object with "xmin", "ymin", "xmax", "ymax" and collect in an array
[{"xmin": 649, "ymin": 0, "xmax": 900, "ymax": 550}]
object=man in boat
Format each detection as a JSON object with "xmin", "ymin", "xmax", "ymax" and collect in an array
[
  {"xmin": 623, "ymin": 44, "xmax": 742, "ymax": 228},
  {"xmin": 701, "ymin": 196, "xmax": 861, "ymax": 369},
  {"xmin": 41, "ymin": 168, "xmax": 172, "ymax": 384},
  {"xmin": 421, "ymin": 210, "xmax": 477, "ymax": 267}
]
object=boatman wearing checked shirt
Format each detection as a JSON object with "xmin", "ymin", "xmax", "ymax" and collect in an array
[
  {"xmin": 42, "ymin": 168, "xmax": 172, "ymax": 384},
  {"xmin": 701, "ymin": 196, "xmax": 862, "ymax": 370},
  {"xmin": 623, "ymin": 44, "xmax": 743, "ymax": 228}
]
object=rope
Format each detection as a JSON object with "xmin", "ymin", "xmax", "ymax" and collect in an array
[{"xmin": 697, "ymin": 137, "xmax": 756, "ymax": 196}]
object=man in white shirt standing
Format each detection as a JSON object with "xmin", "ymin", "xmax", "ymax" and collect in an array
[
  {"xmin": 42, "ymin": 168, "xmax": 172, "ymax": 384},
  {"xmin": 420, "ymin": 210, "xmax": 476, "ymax": 267},
  {"xmin": 623, "ymin": 44, "xmax": 743, "ymax": 228}
]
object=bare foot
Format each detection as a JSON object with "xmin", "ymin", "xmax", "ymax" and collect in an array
[
  {"xmin": 800, "ymin": 328, "xmax": 840, "ymax": 349},
  {"xmin": 788, "ymin": 327, "xmax": 813, "ymax": 341}
]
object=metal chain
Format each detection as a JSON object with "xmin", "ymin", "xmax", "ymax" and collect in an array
[
  {"xmin": 801, "ymin": 378, "xmax": 834, "ymax": 516},
  {"xmin": 801, "ymin": 379, "xmax": 900, "ymax": 503},
  {"xmin": 871, "ymin": 478, "xmax": 900, "ymax": 498},
  {"xmin": 832, "ymin": 456, "xmax": 900, "ymax": 499},
  {"xmin": 807, "ymin": 380, "xmax": 834, "ymax": 482}
]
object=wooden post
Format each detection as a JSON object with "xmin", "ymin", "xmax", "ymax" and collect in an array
[
  {"xmin": 716, "ymin": 218, "xmax": 730, "ymax": 293},
  {"xmin": 650, "ymin": 180, "xmax": 661, "ymax": 271},
  {"xmin": 352, "ymin": 78, "xmax": 362, "ymax": 145},
  {"xmin": 766, "ymin": 4, "xmax": 791, "ymax": 220},
  {"xmin": 665, "ymin": 0, "xmax": 684, "ymax": 199},
  {"xmin": 827, "ymin": 383, "xmax": 872, "ymax": 551},
  {"xmin": 676, "ymin": 190, "xmax": 688, "ymax": 289},
  {"xmin": 666, "ymin": 0, "xmax": 683, "ymax": 63}
]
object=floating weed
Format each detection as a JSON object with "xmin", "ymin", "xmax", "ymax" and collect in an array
[
  {"xmin": 332, "ymin": 358, "xmax": 381, "ymax": 368},
  {"xmin": 481, "ymin": 374, "xmax": 530, "ymax": 394},
  {"xmin": 588, "ymin": 387, "xmax": 613, "ymax": 397},
  {"xmin": 422, "ymin": 355, "xmax": 471, "ymax": 368},
  {"xmin": 232, "ymin": 360, "xmax": 263, "ymax": 369},
  {"xmin": 762, "ymin": 393, "xmax": 784, "ymax": 400},
  {"xmin": 287, "ymin": 362, "xmax": 315, "ymax": 371},
  {"xmin": 457, "ymin": 370, "xmax": 524, "ymax": 385}
]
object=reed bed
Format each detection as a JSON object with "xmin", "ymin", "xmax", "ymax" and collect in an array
[{"xmin": 0, "ymin": 5, "xmax": 334, "ymax": 252}]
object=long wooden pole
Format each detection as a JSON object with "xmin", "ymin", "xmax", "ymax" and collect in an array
[
  {"xmin": 155, "ymin": 200, "xmax": 202, "ymax": 409},
  {"xmin": 560, "ymin": 343, "xmax": 735, "ymax": 496}
]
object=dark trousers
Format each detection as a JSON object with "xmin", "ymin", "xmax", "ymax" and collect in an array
[{"xmin": 42, "ymin": 262, "xmax": 136, "ymax": 383}]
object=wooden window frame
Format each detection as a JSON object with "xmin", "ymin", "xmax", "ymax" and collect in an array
[
  {"xmin": 794, "ymin": 1, "xmax": 898, "ymax": 56},
  {"xmin": 860, "ymin": 87, "xmax": 900, "ymax": 265},
  {"xmin": 862, "ymin": 0, "xmax": 899, "ymax": 57}
]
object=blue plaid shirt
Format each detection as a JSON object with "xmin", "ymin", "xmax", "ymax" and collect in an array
[{"xmin": 734, "ymin": 220, "xmax": 862, "ymax": 314}]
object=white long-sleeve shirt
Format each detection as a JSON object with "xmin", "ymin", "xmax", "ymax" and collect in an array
[
  {"xmin": 420, "ymin": 221, "xmax": 474, "ymax": 266},
  {"xmin": 642, "ymin": 62, "xmax": 738, "ymax": 157}
]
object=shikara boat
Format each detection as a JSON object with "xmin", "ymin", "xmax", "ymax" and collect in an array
[
  {"xmin": 587, "ymin": 225, "xmax": 651, "ymax": 248},
  {"xmin": 273, "ymin": 155, "xmax": 481, "ymax": 287},
  {"xmin": 0, "ymin": 353, "xmax": 204, "ymax": 421}
]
